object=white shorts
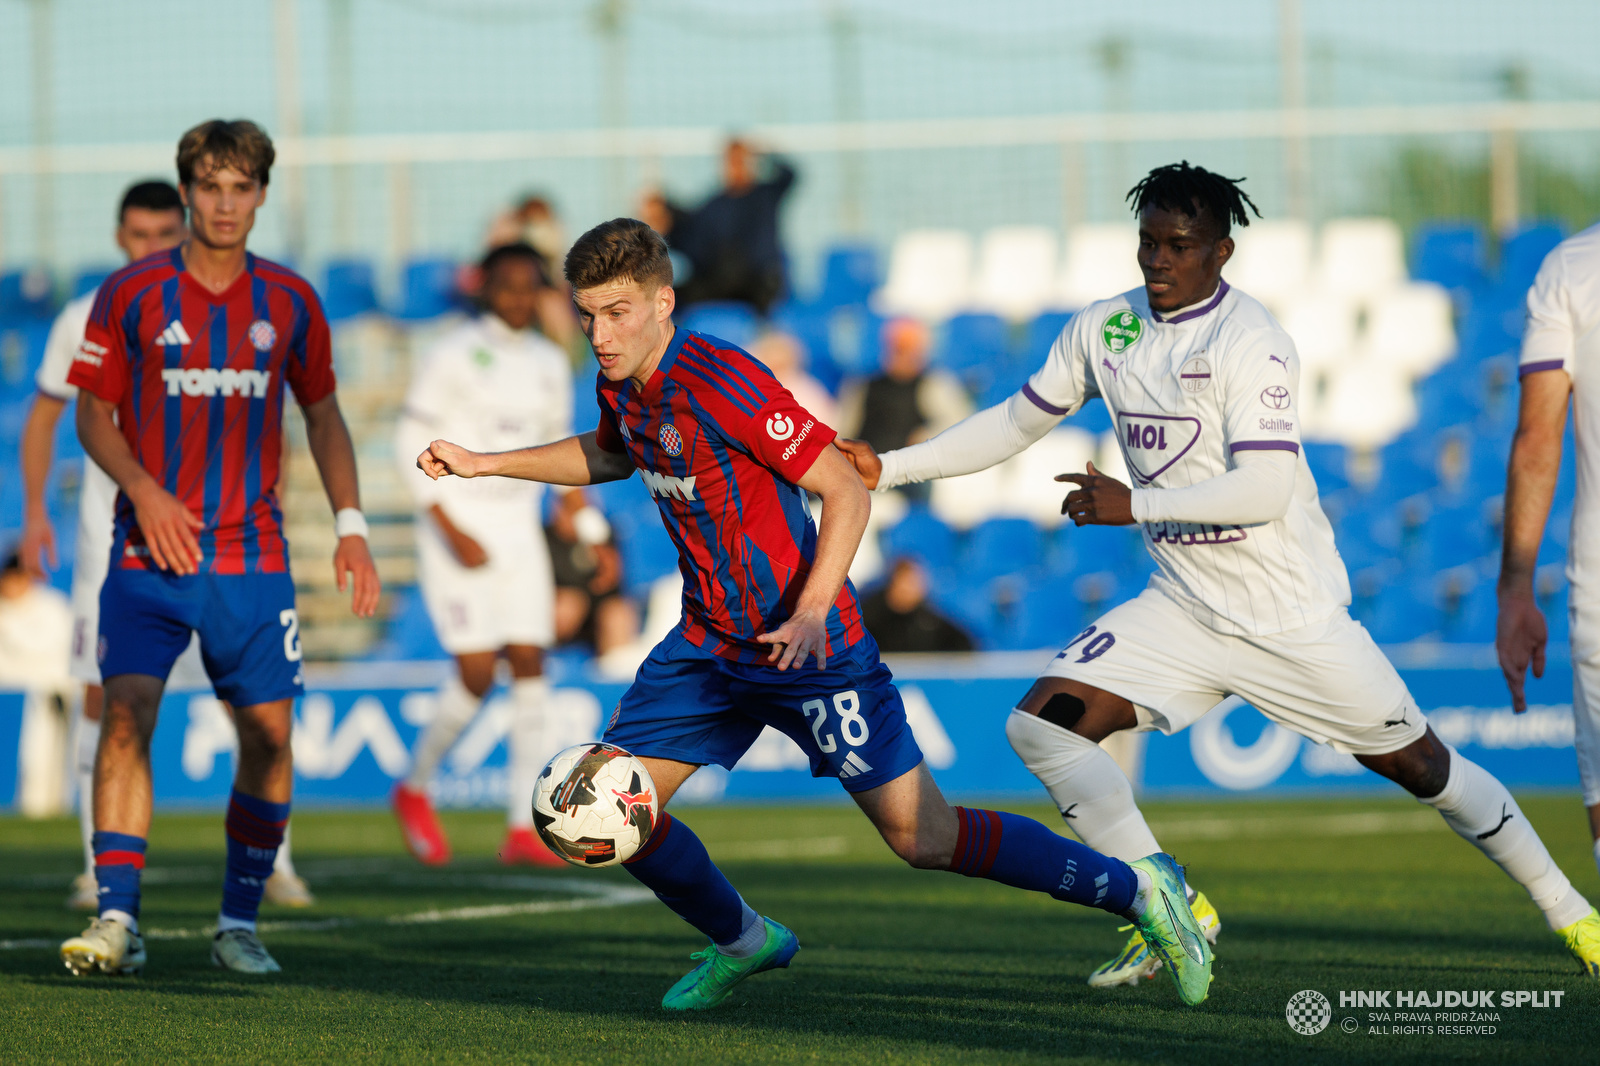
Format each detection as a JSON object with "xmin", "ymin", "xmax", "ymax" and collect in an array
[
  {"xmin": 1041, "ymin": 587, "xmax": 1427, "ymax": 756},
  {"xmin": 1567, "ymin": 597, "xmax": 1600, "ymax": 806},
  {"xmin": 417, "ymin": 513, "xmax": 554, "ymax": 655}
]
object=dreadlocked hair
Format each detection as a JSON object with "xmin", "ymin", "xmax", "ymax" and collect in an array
[{"xmin": 1125, "ymin": 161, "xmax": 1261, "ymax": 238}]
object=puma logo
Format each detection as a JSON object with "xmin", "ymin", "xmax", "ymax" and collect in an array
[
  {"xmin": 1061, "ymin": 803, "xmax": 1079, "ymax": 821},
  {"xmin": 1384, "ymin": 707, "xmax": 1410, "ymax": 728},
  {"xmin": 1268, "ymin": 354, "xmax": 1288, "ymax": 370},
  {"xmin": 1476, "ymin": 804, "xmax": 1514, "ymax": 840},
  {"xmin": 1102, "ymin": 357, "xmax": 1121, "ymax": 381}
]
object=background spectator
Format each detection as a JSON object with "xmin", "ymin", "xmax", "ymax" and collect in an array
[
  {"xmin": 547, "ymin": 491, "xmax": 640, "ymax": 657},
  {"xmin": 751, "ymin": 329, "xmax": 839, "ymax": 429},
  {"xmin": 862, "ymin": 556, "xmax": 974, "ymax": 654},
  {"xmin": 0, "ymin": 551, "xmax": 73, "ymax": 694},
  {"xmin": 485, "ymin": 193, "xmax": 566, "ymax": 266},
  {"xmin": 647, "ymin": 138, "xmax": 797, "ymax": 315}
]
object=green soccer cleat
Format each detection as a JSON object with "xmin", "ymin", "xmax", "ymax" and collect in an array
[
  {"xmin": 660, "ymin": 917, "xmax": 799, "ymax": 1011},
  {"xmin": 1557, "ymin": 907, "xmax": 1600, "ymax": 978},
  {"xmin": 1126, "ymin": 854, "xmax": 1213, "ymax": 1006},
  {"xmin": 1088, "ymin": 890, "xmax": 1221, "ymax": 988}
]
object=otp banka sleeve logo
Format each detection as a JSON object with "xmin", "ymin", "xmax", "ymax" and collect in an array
[{"xmin": 766, "ymin": 413, "xmax": 795, "ymax": 440}]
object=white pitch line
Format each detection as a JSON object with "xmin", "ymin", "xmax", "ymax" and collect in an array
[
  {"xmin": 716, "ymin": 836, "xmax": 850, "ymax": 859},
  {"xmin": 1149, "ymin": 810, "xmax": 1445, "ymax": 841}
]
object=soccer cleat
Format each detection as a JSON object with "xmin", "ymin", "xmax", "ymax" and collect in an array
[
  {"xmin": 263, "ymin": 869, "xmax": 316, "ymax": 908},
  {"xmin": 65, "ymin": 872, "xmax": 99, "ymax": 912},
  {"xmin": 1557, "ymin": 907, "xmax": 1600, "ymax": 978},
  {"xmin": 660, "ymin": 917, "xmax": 799, "ymax": 1010},
  {"xmin": 1126, "ymin": 854, "xmax": 1213, "ymax": 1006},
  {"xmin": 499, "ymin": 826, "xmax": 567, "ymax": 867},
  {"xmin": 211, "ymin": 929, "xmax": 282, "ymax": 974},
  {"xmin": 1088, "ymin": 890, "xmax": 1221, "ymax": 988},
  {"xmin": 392, "ymin": 783, "xmax": 451, "ymax": 865},
  {"xmin": 60, "ymin": 917, "xmax": 145, "ymax": 976}
]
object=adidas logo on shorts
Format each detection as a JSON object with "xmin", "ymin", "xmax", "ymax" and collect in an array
[{"xmin": 836, "ymin": 751, "xmax": 874, "ymax": 779}]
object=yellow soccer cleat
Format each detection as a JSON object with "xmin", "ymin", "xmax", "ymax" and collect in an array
[
  {"xmin": 263, "ymin": 870, "xmax": 316, "ymax": 908},
  {"xmin": 1557, "ymin": 907, "xmax": 1600, "ymax": 978},
  {"xmin": 61, "ymin": 917, "xmax": 145, "ymax": 976},
  {"xmin": 211, "ymin": 928, "xmax": 282, "ymax": 974},
  {"xmin": 1089, "ymin": 890, "xmax": 1220, "ymax": 988}
]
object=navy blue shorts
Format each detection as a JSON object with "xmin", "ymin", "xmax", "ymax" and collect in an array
[
  {"xmin": 604, "ymin": 628, "xmax": 924, "ymax": 793},
  {"xmin": 99, "ymin": 568, "xmax": 304, "ymax": 707}
]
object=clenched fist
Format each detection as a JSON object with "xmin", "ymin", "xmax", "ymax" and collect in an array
[{"xmin": 417, "ymin": 440, "xmax": 485, "ymax": 480}]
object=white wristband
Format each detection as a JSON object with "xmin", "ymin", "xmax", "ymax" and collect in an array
[{"xmin": 334, "ymin": 508, "xmax": 369, "ymax": 539}]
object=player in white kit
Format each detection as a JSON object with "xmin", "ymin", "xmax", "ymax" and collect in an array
[
  {"xmin": 392, "ymin": 242, "xmax": 573, "ymax": 866},
  {"xmin": 19, "ymin": 181, "xmax": 311, "ymax": 910},
  {"xmin": 1500, "ymin": 221, "xmax": 1600, "ymax": 891},
  {"xmin": 841, "ymin": 163, "xmax": 1600, "ymax": 981}
]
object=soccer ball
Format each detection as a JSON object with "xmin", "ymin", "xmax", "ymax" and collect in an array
[{"xmin": 532, "ymin": 742, "xmax": 658, "ymax": 867}]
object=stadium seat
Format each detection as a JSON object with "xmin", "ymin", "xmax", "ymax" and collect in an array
[
  {"xmin": 1056, "ymin": 225, "xmax": 1142, "ymax": 309},
  {"xmin": 940, "ymin": 312, "xmax": 1009, "ymax": 372},
  {"xmin": 813, "ymin": 243, "xmax": 880, "ymax": 310},
  {"xmin": 1023, "ymin": 311, "xmax": 1074, "ymax": 360},
  {"xmin": 768, "ymin": 303, "xmax": 843, "ymax": 391},
  {"xmin": 962, "ymin": 517, "xmax": 1041, "ymax": 582},
  {"xmin": 680, "ymin": 301, "xmax": 761, "ymax": 349},
  {"xmin": 1497, "ymin": 222, "xmax": 1564, "ymax": 295},
  {"xmin": 0, "ymin": 321, "xmax": 51, "ymax": 399},
  {"xmin": 1365, "ymin": 282, "xmax": 1456, "ymax": 378},
  {"xmin": 930, "ymin": 463, "xmax": 1006, "ymax": 530},
  {"xmin": 323, "ymin": 259, "xmax": 379, "ymax": 321},
  {"xmin": 878, "ymin": 506, "xmax": 958, "ymax": 573},
  {"xmin": 1316, "ymin": 357, "xmax": 1417, "ymax": 448},
  {"xmin": 365, "ymin": 587, "xmax": 449, "ymax": 661},
  {"xmin": 1004, "ymin": 427, "xmax": 1097, "ymax": 527},
  {"xmin": 874, "ymin": 229, "xmax": 973, "ymax": 321},
  {"xmin": 1277, "ymin": 290, "xmax": 1358, "ymax": 377},
  {"xmin": 970, "ymin": 226, "xmax": 1059, "ymax": 321},
  {"xmin": 0, "ymin": 267, "xmax": 56, "ymax": 321},
  {"xmin": 72, "ymin": 267, "xmax": 116, "ymax": 299},
  {"xmin": 1411, "ymin": 222, "xmax": 1487, "ymax": 293},
  {"xmin": 1225, "ymin": 218, "xmax": 1312, "ymax": 309},
  {"xmin": 1302, "ymin": 441, "xmax": 1350, "ymax": 494},
  {"xmin": 395, "ymin": 256, "xmax": 461, "ymax": 320},
  {"xmin": 1315, "ymin": 218, "xmax": 1407, "ymax": 303}
]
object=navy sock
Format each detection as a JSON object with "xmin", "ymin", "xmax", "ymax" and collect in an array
[
  {"xmin": 950, "ymin": 807, "xmax": 1137, "ymax": 914},
  {"xmin": 93, "ymin": 831, "xmax": 147, "ymax": 924},
  {"xmin": 220, "ymin": 789, "xmax": 289, "ymax": 926},
  {"xmin": 623, "ymin": 813, "xmax": 746, "ymax": 944}
]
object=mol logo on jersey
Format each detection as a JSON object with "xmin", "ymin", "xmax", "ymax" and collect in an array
[
  {"xmin": 1116, "ymin": 411, "xmax": 1201, "ymax": 485},
  {"xmin": 161, "ymin": 367, "xmax": 273, "ymax": 398},
  {"xmin": 640, "ymin": 469, "xmax": 697, "ymax": 502}
]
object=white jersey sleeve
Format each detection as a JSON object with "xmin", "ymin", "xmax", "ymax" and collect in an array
[
  {"xmin": 1024, "ymin": 311, "xmax": 1102, "ymax": 417},
  {"xmin": 1521, "ymin": 246, "xmax": 1575, "ymax": 377},
  {"xmin": 1217, "ymin": 325, "xmax": 1303, "ymax": 459},
  {"xmin": 36, "ymin": 292, "xmax": 96, "ymax": 400}
]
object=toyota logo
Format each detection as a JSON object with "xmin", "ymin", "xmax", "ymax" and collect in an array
[{"xmin": 1260, "ymin": 385, "xmax": 1291, "ymax": 410}]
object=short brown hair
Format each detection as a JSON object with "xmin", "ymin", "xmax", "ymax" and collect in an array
[
  {"xmin": 563, "ymin": 218, "xmax": 674, "ymax": 292},
  {"xmin": 176, "ymin": 119, "xmax": 275, "ymax": 187}
]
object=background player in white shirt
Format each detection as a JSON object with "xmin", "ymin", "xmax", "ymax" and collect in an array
[
  {"xmin": 18, "ymin": 181, "xmax": 311, "ymax": 911},
  {"xmin": 1499, "ymin": 222, "xmax": 1600, "ymax": 885},
  {"xmin": 392, "ymin": 242, "xmax": 574, "ymax": 866},
  {"xmin": 841, "ymin": 162, "xmax": 1600, "ymax": 981}
]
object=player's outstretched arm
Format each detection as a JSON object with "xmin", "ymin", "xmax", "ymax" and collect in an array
[
  {"xmin": 302, "ymin": 394, "xmax": 381, "ymax": 618},
  {"xmin": 76, "ymin": 393, "xmax": 203, "ymax": 575},
  {"xmin": 862, "ymin": 391, "xmax": 1063, "ymax": 491},
  {"xmin": 19, "ymin": 394, "xmax": 68, "ymax": 575},
  {"xmin": 756, "ymin": 444, "xmax": 870, "ymax": 671},
  {"xmin": 417, "ymin": 431, "xmax": 634, "ymax": 487},
  {"xmin": 1497, "ymin": 369, "xmax": 1571, "ymax": 713}
]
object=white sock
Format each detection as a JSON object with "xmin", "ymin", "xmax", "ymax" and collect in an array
[
  {"xmin": 273, "ymin": 824, "xmax": 297, "ymax": 877},
  {"xmin": 507, "ymin": 676, "xmax": 552, "ymax": 829},
  {"xmin": 216, "ymin": 913, "xmax": 255, "ymax": 934},
  {"xmin": 102, "ymin": 908, "xmax": 138, "ymax": 934},
  {"xmin": 716, "ymin": 900, "xmax": 765, "ymax": 957},
  {"xmin": 406, "ymin": 676, "xmax": 483, "ymax": 789},
  {"xmin": 1006, "ymin": 709, "xmax": 1163, "ymax": 862},
  {"xmin": 1420, "ymin": 745, "xmax": 1592, "ymax": 930},
  {"xmin": 1120, "ymin": 868, "xmax": 1154, "ymax": 922},
  {"xmin": 76, "ymin": 714, "xmax": 100, "ymax": 878}
]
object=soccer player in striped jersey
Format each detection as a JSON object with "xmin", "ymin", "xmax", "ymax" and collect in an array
[
  {"xmin": 58, "ymin": 120, "xmax": 381, "ymax": 977},
  {"xmin": 840, "ymin": 161, "xmax": 1600, "ymax": 984},
  {"xmin": 416, "ymin": 218, "xmax": 1214, "ymax": 1010}
]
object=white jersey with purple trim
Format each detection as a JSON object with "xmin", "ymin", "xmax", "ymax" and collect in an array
[
  {"xmin": 1029, "ymin": 281, "xmax": 1349, "ymax": 637},
  {"xmin": 1521, "ymin": 222, "xmax": 1600, "ymax": 609}
]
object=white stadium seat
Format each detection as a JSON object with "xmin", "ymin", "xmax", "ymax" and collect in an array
[
  {"xmin": 1001, "ymin": 427, "xmax": 1098, "ymax": 527},
  {"xmin": 1277, "ymin": 290, "xmax": 1359, "ymax": 376},
  {"xmin": 1226, "ymin": 219, "xmax": 1312, "ymax": 310},
  {"xmin": 930, "ymin": 463, "xmax": 1007, "ymax": 530},
  {"xmin": 873, "ymin": 229, "xmax": 974, "ymax": 321},
  {"xmin": 970, "ymin": 226, "xmax": 1060, "ymax": 321},
  {"xmin": 1314, "ymin": 357, "xmax": 1417, "ymax": 448},
  {"xmin": 1056, "ymin": 224, "xmax": 1143, "ymax": 309},
  {"xmin": 1315, "ymin": 218, "xmax": 1407, "ymax": 303},
  {"xmin": 1365, "ymin": 281, "xmax": 1457, "ymax": 378}
]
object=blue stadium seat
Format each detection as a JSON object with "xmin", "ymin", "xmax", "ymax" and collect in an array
[
  {"xmin": 0, "ymin": 321, "xmax": 51, "ymax": 400},
  {"xmin": 1365, "ymin": 582, "xmax": 1438, "ymax": 644},
  {"xmin": 813, "ymin": 244, "xmax": 880, "ymax": 310},
  {"xmin": 1497, "ymin": 222, "xmax": 1564, "ymax": 295},
  {"xmin": 879, "ymin": 507, "xmax": 958, "ymax": 573},
  {"xmin": 939, "ymin": 313, "xmax": 1009, "ymax": 395},
  {"xmin": 1411, "ymin": 222, "xmax": 1487, "ymax": 293},
  {"xmin": 962, "ymin": 517, "xmax": 1040, "ymax": 582},
  {"xmin": 769, "ymin": 303, "xmax": 843, "ymax": 392},
  {"xmin": 72, "ymin": 267, "xmax": 117, "ymax": 299},
  {"xmin": 613, "ymin": 507, "xmax": 681, "ymax": 596},
  {"xmin": 680, "ymin": 301, "xmax": 761, "ymax": 349},
  {"xmin": 1302, "ymin": 442, "xmax": 1349, "ymax": 494},
  {"xmin": 0, "ymin": 268, "xmax": 57, "ymax": 320},
  {"xmin": 1057, "ymin": 523, "xmax": 1142, "ymax": 578},
  {"xmin": 364, "ymin": 587, "xmax": 449, "ymax": 661},
  {"xmin": 395, "ymin": 257, "xmax": 461, "ymax": 320},
  {"xmin": 1023, "ymin": 311, "xmax": 1074, "ymax": 360},
  {"xmin": 323, "ymin": 259, "xmax": 379, "ymax": 321}
]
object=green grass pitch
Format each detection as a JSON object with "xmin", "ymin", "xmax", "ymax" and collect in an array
[{"xmin": 1, "ymin": 794, "xmax": 1594, "ymax": 1064}]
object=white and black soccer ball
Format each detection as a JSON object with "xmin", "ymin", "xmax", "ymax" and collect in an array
[{"xmin": 532, "ymin": 742, "xmax": 658, "ymax": 867}]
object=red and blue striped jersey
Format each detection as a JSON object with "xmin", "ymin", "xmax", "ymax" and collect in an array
[
  {"xmin": 67, "ymin": 248, "xmax": 336, "ymax": 574},
  {"xmin": 595, "ymin": 329, "xmax": 868, "ymax": 663}
]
